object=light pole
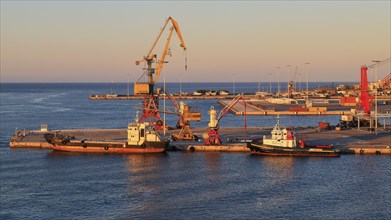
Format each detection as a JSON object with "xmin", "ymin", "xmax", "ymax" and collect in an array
[
  {"xmin": 297, "ymin": 72, "xmax": 301, "ymax": 92},
  {"xmin": 372, "ymin": 60, "xmax": 380, "ymax": 135},
  {"xmin": 286, "ymin": 65, "xmax": 291, "ymax": 92},
  {"xmin": 163, "ymin": 61, "xmax": 168, "ymax": 135},
  {"xmin": 179, "ymin": 72, "xmax": 182, "ymax": 96},
  {"xmin": 269, "ymin": 73, "xmax": 272, "ymax": 94},
  {"xmin": 305, "ymin": 63, "xmax": 310, "ymax": 101},
  {"xmin": 276, "ymin": 67, "xmax": 281, "ymax": 98},
  {"xmin": 127, "ymin": 74, "xmax": 130, "ymax": 99}
]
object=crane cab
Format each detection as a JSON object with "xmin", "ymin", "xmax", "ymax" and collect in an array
[{"xmin": 134, "ymin": 83, "xmax": 153, "ymax": 95}]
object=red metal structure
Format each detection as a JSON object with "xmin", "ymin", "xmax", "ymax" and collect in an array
[
  {"xmin": 357, "ymin": 66, "xmax": 371, "ymax": 115},
  {"xmin": 135, "ymin": 17, "xmax": 187, "ymax": 130},
  {"xmin": 138, "ymin": 95, "xmax": 164, "ymax": 130},
  {"xmin": 204, "ymin": 94, "xmax": 247, "ymax": 145}
]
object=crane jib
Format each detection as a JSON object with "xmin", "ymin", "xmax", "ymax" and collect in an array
[{"xmin": 134, "ymin": 17, "xmax": 187, "ymax": 95}]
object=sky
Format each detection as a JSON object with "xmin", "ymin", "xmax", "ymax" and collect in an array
[{"xmin": 1, "ymin": 1, "xmax": 390, "ymax": 83}]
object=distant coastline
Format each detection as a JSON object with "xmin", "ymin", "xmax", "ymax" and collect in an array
[{"xmin": 0, "ymin": 81, "xmax": 359, "ymax": 84}]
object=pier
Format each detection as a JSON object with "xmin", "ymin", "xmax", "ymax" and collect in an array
[
  {"xmin": 89, "ymin": 94, "xmax": 257, "ymax": 100},
  {"xmin": 9, "ymin": 126, "xmax": 391, "ymax": 154},
  {"xmin": 217, "ymin": 100, "xmax": 354, "ymax": 116},
  {"xmin": 89, "ymin": 94, "xmax": 390, "ymax": 116}
]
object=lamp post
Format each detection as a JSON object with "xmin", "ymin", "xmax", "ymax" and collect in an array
[
  {"xmin": 127, "ymin": 74, "xmax": 130, "ymax": 99},
  {"xmin": 269, "ymin": 73, "xmax": 272, "ymax": 94},
  {"xmin": 286, "ymin": 65, "xmax": 291, "ymax": 92},
  {"xmin": 179, "ymin": 72, "xmax": 182, "ymax": 96},
  {"xmin": 305, "ymin": 63, "xmax": 310, "ymax": 101},
  {"xmin": 276, "ymin": 67, "xmax": 281, "ymax": 98},
  {"xmin": 163, "ymin": 61, "xmax": 168, "ymax": 136},
  {"xmin": 372, "ymin": 60, "xmax": 380, "ymax": 135},
  {"xmin": 297, "ymin": 72, "xmax": 303, "ymax": 91}
]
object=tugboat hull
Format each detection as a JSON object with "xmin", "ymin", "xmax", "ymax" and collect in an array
[
  {"xmin": 247, "ymin": 116, "xmax": 340, "ymax": 157},
  {"xmin": 247, "ymin": 142, "xmax": 340, "ymax": 157}
]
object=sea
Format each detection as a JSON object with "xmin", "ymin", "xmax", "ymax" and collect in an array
[{"xmin": 1, "ymin": 82, "xmax": 390, "ymax": 219}]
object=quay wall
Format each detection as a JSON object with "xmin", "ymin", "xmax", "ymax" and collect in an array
[{"xmin": 9, "ymin": 127, "xmax": 391, "ymax": 154}]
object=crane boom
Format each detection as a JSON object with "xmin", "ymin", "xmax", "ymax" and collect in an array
[
  {"xmin": 135, "ymin": 17, "xmax": 186, "ymax": 65},
  {"xmin": 135, "ymin": 16, "xmax": 187, "ymax": 95},
  {"xmin": 358, "ymin": 58, "xmax": 390, "ymax": 114},
  {"xmin": 217, "ymin": 94, "xmax": 244, "ymax": 122},
  {"xmin": 169, "ymin": 17, "xmax": 187, "ymax": 50},
  {"xmin": 367, "ymin": 58, "xmax": 390, "ymax": 69},
  {"xmin": 154, "ymin": 27, "xmax": 174, "ymax": 85}
]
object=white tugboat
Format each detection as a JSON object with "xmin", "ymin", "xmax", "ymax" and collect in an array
[{"xmin": 247, "ymin": 117, "xmax": 340, "ymax": 157}]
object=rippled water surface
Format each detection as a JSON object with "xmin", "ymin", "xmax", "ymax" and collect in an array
[{"xmin": 1, "ymin": 83, "xmax": 390, "ymax": 219}]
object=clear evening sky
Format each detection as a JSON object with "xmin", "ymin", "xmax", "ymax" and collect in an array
[{"xmin": 1, "ymin": 1, "xmax": 390, "ymax": 83}]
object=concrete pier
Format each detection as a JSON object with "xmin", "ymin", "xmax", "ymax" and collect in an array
[
  {"xmin": 184, "ymin": 145, "xmax": 250, "ymax": 152},
  {"xmin": 217, "ymin": 100, "xmax": 354, "ymax": 116},
  {"xmin": 9, "ymin": 126, "xmax": 390, "ymax": 154},
  {"xmin": 344, "ymin": 146, "xmax": 391, "ymax": 155},
  {"xmin": 89, "ymin": 94, "xmax": 257, "ymax": 100}
]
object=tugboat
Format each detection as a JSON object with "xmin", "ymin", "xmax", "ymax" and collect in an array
[
  {"xmin": 44, "ymin": 120, "xmax": 169, "ymax": 154},
  {"xmin": 247, "ymin": 117, "xmax": 340, "ymax": 157}
]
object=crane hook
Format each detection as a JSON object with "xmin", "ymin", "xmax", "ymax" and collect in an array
[
  {"xmin": 167, "ymin": 48, "xmax": 172, "ymax": 57},
  {"xmin": 185, "ymin": 51, "xmax": 188, "ymax": 70}
]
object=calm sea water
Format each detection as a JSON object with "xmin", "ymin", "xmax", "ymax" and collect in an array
[{"xmin": 1, "ymin": 83, "xmax": 390, "ymax": 219}]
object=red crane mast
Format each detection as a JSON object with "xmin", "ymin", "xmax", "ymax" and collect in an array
[{"xmin": 358, "ymin": 66, "xmax": 371, "ymax": 115}]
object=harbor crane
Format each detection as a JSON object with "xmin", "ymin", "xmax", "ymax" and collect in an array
[
  {"xmin": 337, "ymin": 65, "xmax": 373, "ymax": 128},
  {"xmin": 357, "ymin": 66, "xmax": 371, "ymax": 115},
  {"xmin": 171, "ymin": 101, "xmax": 201, "ymax": 141},
  {"xmin": 204, "ymin": 94, "xmax": 247, "ymax": 145},
  {"xmin": 135, "ymin": 16, "xmax": 187, "ymax": 95},
  {"xmin": 337, "ymin": 58, "xmax": 390, "ymax": 129},
  {"xmin": 157, "ymin": 89, "xmax": 201, "ymax": 141},
  {"xmin": 357, "ymin": 58, "xmax": 390, "ymax": 115},
  {"xmin": 134, "ymin": 17, "xmax": 187, "ymax": 129}
]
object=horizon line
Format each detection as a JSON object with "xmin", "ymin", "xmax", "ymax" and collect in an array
[{"xmin": 0, "ymin": 81, "xmax": 359, "ymax": 84}]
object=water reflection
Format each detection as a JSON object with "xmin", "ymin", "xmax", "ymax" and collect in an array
[
  {"xmin": 260, "ymin": 157, "xmax": 295, "ymax": 183},
  {"xmin": 45, "ymin": 150, "xmax": 108, "ymax": 158},
  {"xmin": 126, "ymin": 154, "xmax": 167, "ymax": 185},
  {"xmin": 203, "ymin": 152, "xmax": 221, "ymax": 182},
  {"xmin": 125, "ymin": 154, "xmax": 167, "ymax": 216},
  {"xmin": 252, "ymin": 157, "xmax": 296, "ymax": 212}
]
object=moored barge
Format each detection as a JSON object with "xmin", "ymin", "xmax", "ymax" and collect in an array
[{"xmin": 44, "ymin": 120, "xmax": 169, "ymax": 153}]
